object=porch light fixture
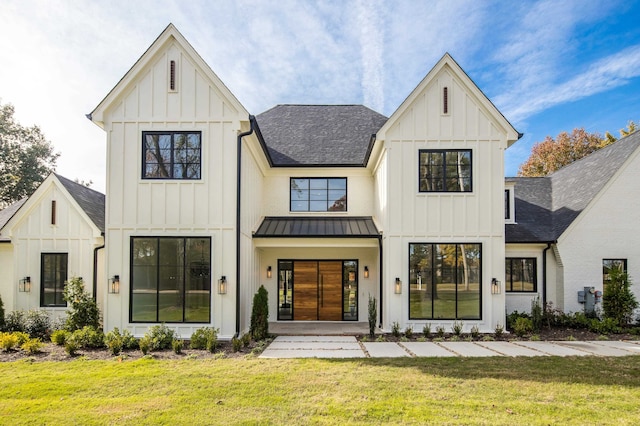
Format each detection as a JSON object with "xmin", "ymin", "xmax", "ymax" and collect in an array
[
  {"xmin": 267, "ymin": 266, "xmax": 272, "ymax": 279},
  {"xmin": 218, "ymin": 276, "xmax": 227, "ymax": 294},
  {"xmin": 19, "ymin": 276, "xmax": 31, "ymax": 293},
  {"xmin": 395, "ymin": 277, "xmax": 402, "ymax": 294},
  {"xmin": 491, "ymin": 278, "xmax": 501, "ymax": 295},
  {"xmin": 109, "ymin": 275, "xmax": 120, "ymax": 294},
  {"xmin": 364, "ymin": 266, "xmax": 369, "ymax": 279}
]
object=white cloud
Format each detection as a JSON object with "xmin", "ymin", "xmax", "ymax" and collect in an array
[{"xmin": 355, "ymin": 0, "xmax": 384, "ymax": 112}]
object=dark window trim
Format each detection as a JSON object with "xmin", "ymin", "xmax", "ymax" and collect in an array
[
  {"xmin": 408, "ymin": 243, "xmax": 482, "ymax": 320},
  {"xmin": 129, "ymin": 236, "xmax": 212, "ymax": 324},
  {"xmin": 40, "ymin": 252, "xmax": 68, "ymax": 307},
  {"xmin": 505, "ymin": 189, "xmax": 510, "ymax": 220},
  {"xmin": 505, "ymin": 257, "xmax": 537, "ymax": 293},
  {"xmin": 289, "ymin": 177, "xmax": 348, "ymax": 212},
  {"xmin": 141, "ymin": 131, "xmax": 202, "ymax": 180},
  {"xmin": 418, "ymin": 149, "xmax": 473, "ymax": 193}
]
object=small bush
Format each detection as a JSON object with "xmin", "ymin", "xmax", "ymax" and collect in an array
[
  {"xmin": 64, "ymin": 277, "xmax": 100, "ymax": 331},
  {"xmin": 494, "ymin": 323, "xmax": 504, "ymax": 338},
  {"xmin": 24, "ymin": 309, "xmax": 51, "ymax": 339},
  {"xmin": 21, "ymin": 338, "xmax": 43, "ymax": 355},
  {"xmin": 422, "ymin": 323, "xmax": 432, "ymax": 338},
  {"xmin": 139, "ymin": 336, "xmax": 151, "ymax": 355},
  {"xmin": 250, "ymin": 285, "xmax": 269, "ymax": 341},
  {"xmin": 69, "ymin": 326, "xmax": 105, "ymax": 349},
  {"xmin": 190, "ymin": 327, "xmax": 216, "ymax": 350},
  {"xmin": 172, "ymin": 339, "xmax": 183, "ymax": 354},
  {"xmin": 404, "ymin": 326, "xmax": 413, "ymax": 339},
  {"xmin": 0, "ymin": 294, "xmax": 5, "ymax": 331},
  {"xmin": 5, "ymin": 311, "xmax": 26, "ymax": 333},
  {"xmin": 0, "ymin": 332, "xmax": 19, "ymax": 351},
  {"xmin": 435, "ymin": 326, "xmax": 445, "ymax": 338},
  {"xmin": 65, "ymin": 339, "xmax": 79, "ymax": 356},
  {"xmin": 368, "ymin": 295, "xmax": 377, "ymax": 338},
  {"xmin": 603, "ymin": 267, "xmax": 639, "ymax": 327},
  {"xmin": 531, "ymin": 297, "xmax": 543, "ymax": 331},
  {"xmin": 145, "ymin": 324, "xmax": 175, "ymax": 350},
  {"xmin": 470, "ymin": 325, "xmax": 480, "ymax": 339},
  {"xmin": 104, "ymin": 328, "xmax": 137, "ymax": 355},
  {"xmin": 206, "ymin": 330, "xmax": 218, "ymax": 353},
  {"xmin": 51, "ymin": 330, "xmax": 69, "ymax": 346},
  {"xmin": 232, "ymin": 336, "xmax": 242, "ymax": 352},
  {"xmin": 506, "ymin": 311, "xmax": 530, "ymax": 331},
  {"xmin": 451, "ymin": 321, "xmax": 463, "ymax": 336},
  {"xmin": 589, "ymin": 318, "xmax": 622, "ymax": 335},
  {"xmin": 513, "ymin": 317, "xmax": 533, "ymax": 337},
  {"xmin": 241, "ymin": 333, "xmax": 251, "ymax": 348},
  {"xmin": 391, "ymin": 321, "xmax": 401, "ymax": 337}
]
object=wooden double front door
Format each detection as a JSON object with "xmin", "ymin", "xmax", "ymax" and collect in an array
[{"xmin": 293, "ymin": 261, "xmax": 343, "ymax": 321}]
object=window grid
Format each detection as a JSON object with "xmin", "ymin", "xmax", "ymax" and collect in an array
[
  {"xmin": 505, "ymin": 258, "xmax": 537, "ymax": 292},
  {"xmin": 290, "ymin": 177, "xmax": 347, "ymax": 212},
  {"xmin": 419, "ymin": 149, "xmax": 472, "ymax": 192},
  {"xmin": 142, "ymin": 131, "xmax": 201, "ymax": 180}
]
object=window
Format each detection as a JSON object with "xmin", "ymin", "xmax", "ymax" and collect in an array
[
  {"xmin": 603, "ymin": 259, "xmax": 627, "ymax": 292},
  {"xmin": 505, "ymin": 258, "xmax": 537, "ymax": 292},
  {"xmin": 505, "ymin": 190, "xmax": 510, "ymax": 220},
  {"xmin": 409, "ymin": 243, "xmax": 481, "ymax": 320},
  {"xmin": 131, "ymin": 237, "xmax": 211, "ymax": 323},
  {"xmin": 142, "ymin": 131, "xmax": 201, "ymax": 179},
  {"xmin": 290, "ymin": 178, "xmax": 347, "ymax": 212},
  {"xmin": 41, "ymin": 253, "xmax": 68, "ymax": 307},
  {"xmin": 419, "ymin": 150, "xmax": 472, "ymax": 192}
]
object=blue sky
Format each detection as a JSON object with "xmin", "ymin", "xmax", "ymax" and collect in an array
[{"xmin": 1, "ymin": 0, "xmax": 639, "ymax": 192}]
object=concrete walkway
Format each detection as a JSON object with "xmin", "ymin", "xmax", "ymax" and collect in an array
[{"xmin": 260, "ymin": 336, "xmax": 640, "ymax": 358}]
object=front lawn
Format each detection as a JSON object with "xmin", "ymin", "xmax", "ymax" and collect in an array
[{"xmin": 1, "ymin": 356, "xmax": 639, "ymax": 425}]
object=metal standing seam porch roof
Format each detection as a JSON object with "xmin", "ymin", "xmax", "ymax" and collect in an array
[{"xmin": 253, "ymin": 217, "xmax": 380, "ymax": 238}]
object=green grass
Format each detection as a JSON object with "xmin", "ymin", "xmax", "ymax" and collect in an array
[{"xmin": 1, "ymin": 356, "xmax": 640, "ymax": 424}]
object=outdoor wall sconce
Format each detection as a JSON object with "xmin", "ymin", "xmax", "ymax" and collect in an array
[
  {"xmin": 395, "ymin": 277, "xmax": 402, "ymax": 294},
  {"xmin": 364, "ymin": 266, "xmax": 369, "ymax": 279},
  {"xmin": 109, "ymin": 275, "xmax": 120, "ymax": 294},
  {"xmin": 218, "ymin": 276, "xmax": 227, "ymax": 294},
  {"xmin": 267, "ymin": 266, "xmax": 272, "ymax": 279},
  {"xmin": 491, "ymin": 278, "xmax": 501, "ymax": 295},
  {"xmin": 19, "ymin": 276, "xmax": 31, "ymax": 293}
]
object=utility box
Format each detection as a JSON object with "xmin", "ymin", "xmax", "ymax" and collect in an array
[{"xmin": 580, "ymin": 286, "xmax": 596, "ymax": 315}]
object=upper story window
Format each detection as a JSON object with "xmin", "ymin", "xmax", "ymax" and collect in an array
[
  {"xmin": 290, "ymin": 178, "xmax": 347, "ymax": 212},
  {"xmin": 419, "ymin": 150, "xmax": 472, "ymax": 192},
  {"xmin": 504, "ymin": 184, "xmax": 515, "ymax": 223},
  {"xmin": 142, "ymin": 131, "xmax": 201, "ymax": 179}
]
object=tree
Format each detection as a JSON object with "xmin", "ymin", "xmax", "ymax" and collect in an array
[
  {"xmin": 0, "ymin": 100, "xmax": 59, "ymax": 207},
  {"xmin": 250, "ymin": 285, "xmax": 269, "ymax": 340},
  {"xmin": 518, "ymin": 128, "xmax": 611, "ymax": 177},
  {"xmin": 602, "ymin": 266, "xmax": 638, "ymax": 327}
]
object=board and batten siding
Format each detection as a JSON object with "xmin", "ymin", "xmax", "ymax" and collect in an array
[
  {"xmin": 100, "ymin": 38, "xmax": 245, "ymax": 338},
  {"xmin": 375, "ymin": 65, "xmax": 509, "ymax": 332}
]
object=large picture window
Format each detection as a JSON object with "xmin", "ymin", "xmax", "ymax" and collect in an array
[
  {"xmin": 131, "ymin": 237, "xmax": 211, "ymax": 323},
  {"xmin": 419, "ymin": 150, "xmax": 472, "ymax": 192},
  {"xmin": 142, "ymin": 131, "xmax": 201, "ymax": 179},
  {"xmin": 409, "ymin": 243, "xmax": 481, "ymax": 320},
  {"xmin": 505, "ymin": 258, "xmax": 537, "ymax": 292},
  {"xmin": 290, "ymin": 178, "xmax": 347, "ymax": 212},
  {"xmin": 41, "ymin": 253, "xmax": 68, "ymax": 307}
]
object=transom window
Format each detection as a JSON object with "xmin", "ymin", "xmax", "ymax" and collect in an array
[
  {"xmin": 419, "ymin": 150, "xmax": 472, "ymax": 192},
  {"xmin": 142, "ymin": 131, "xmax": 201, "ymax": 179},
  {"xmin": 41, "ymin": 253, "xmax": 68, "ymax": 307},
  {"xmin": 409, "ymin": 243, "xmax": 481, "ymax": 320},
  {"xmin": 130, "ymin": 237, "xmax": 211, "ymax": 323},
  {"xmin": 505, "ymin": 258, "xmax": 537, "ymax": 292},
  {"xmin": 290, "ymin": 178, "xmax": 347, "ymax": 212}
]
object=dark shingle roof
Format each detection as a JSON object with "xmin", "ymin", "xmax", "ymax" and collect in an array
[
  {"xmin": 507, "ymin": 131, "xmax": 640, "ymax": 243},
  {"xmin": 0, "ymin": 198, "xmax": 27, "ymax": 241},
  {"xmin": 254, "ymin": 217, "xmax": 380, "ymax": 238},
  {"xmin": 255, "ymin": 105, "xmax": 388, "ymax": 166},
  {"xmin": 55, "ymin": 174, "xmax": 105, "ymax": 233}
]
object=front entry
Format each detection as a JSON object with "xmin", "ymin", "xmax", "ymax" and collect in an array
[{"xmin": 278, "ymin": 260, "xmax": 358, "ymax": 321}]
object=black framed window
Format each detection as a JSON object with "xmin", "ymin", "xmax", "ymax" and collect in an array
[
  {"xmin": 505, "ymin": 258, "xmax": 537, "ymax": 292},
  {"xmin": 131, "ymin": 237, "xmax": 211, "ymax": 323},
  {"xmin": 142, "ymin": 131, "xmax": 201, "ymax": 179},
  {"xmin": 409, "ymin": 243, "xmax": 481, "ymax": 320},
  {"xmin": 290, "ymin": 178, "xmax": 347, "ymax": 212},
  {"xmin": 41, "ymin": 253, "xmax": 68, "ymax": 307},
  {"xmin": 419, "ymin": 150, "xmax": 472, "ymax": 192},
  {"xmin": 505, "ymin": 190, "xmax": 510, "ymax": 220},
  {"xmin": 603, "ymin": 259, "xmax": 627, "ymax": 292}
]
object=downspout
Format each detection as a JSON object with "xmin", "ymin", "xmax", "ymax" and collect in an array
[
  {"xmin": 542, "ymin": 242, "xmax": 553, "ymax": 307},
  {"xmin": 92, "ymin": 241, "xmax": 105, "ymax": 301},
  {"xmin": 236, "ymin": 116, "xmax": 255, "ymax": 337},
  {"xmin": 378, "ymin": 236, "xmax": 383, "ymax": 328}
]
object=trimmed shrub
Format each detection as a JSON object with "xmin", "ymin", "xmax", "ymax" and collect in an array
[
  {"xmin": 51, "ymin": 330, "xmax": 69, "ymax": 346},
  {"xmin": 250, "ymin": 285, "xmax": 269, "ymax": 341},
  {"xmin": 139, "ymin": 336, "xmax": 151, "ymax": 355},
  {"xmin": 404, "ymin": 326, "xmax": 413, "ymax": 339},
  {"xmin": 145, "ymin": 324, "xmax": 175, "ymax": 351},
  {"xmin": 241, "ymin": 333, "xmax": 251, "ymax": 348},
  {"xmin": 513, "ymin": 317, "xmax": 533, "ymax": 337},
  {"xmin": 172, "ymin": 339, "xmax": 183, "ymax": 354},
  {"xmin": 470, "ymin": 325, "xmax": 480, "ymax": 339},
  {"xmin": 368, "ymin": 295, "xmax": 377, "ymax": 338},
  {"xmin": 435, "ymin": 326, "xmax": 445, "ymax": 338},
  {"xmin": 63, "ymin": 277, "xmax": 100, "ymax": 331},
  {"xmin": 24, "ymin": 309, "xmax": 51, "ymax": 339},
  {"xmin": 531, "ymin": 297, "xmax": 543, "ymax": 331},
  {"xmin": 104, "ymin": 328, "xmax": 137, "ymax": 355},
  {"xmin": 494, "ymin": 323, "xmax": 504, "ymax": 338},
  {"xmin": 21, "ymin": 338, "xmax": 43, "ymax": 355},
  {"xmin": 232, "ymin": 336, "xmax": 242, "ymax": 352},
  {"xmin": 0, "ymin": 332, "xmax": 19, "ymax": 351},
  {"xmin": 65, "ymin": 339, "xmax": 79, "ymax": 356},
  {"xmin": 5, "ymin": 311, "xmax": 26, "ymax": 333},
  {"xmin": 451, "ymin": 321, "xmax": 463, "ymax": 336},
  {"xmin": 603, "ymin": 267, "xmax": 639, "ymax": 327},
  {"xmin": 422, "ymin": 323, "xmax": 432, "ymax": 338},
  {"xmin": 69, "ymin": 326, "xmax": 105, "ymax": 349},
  {"xmin": 190, "ymin": 327, "xmax": 215, "ymax": 350},
  {"xmin": 391, "ymin": 321, "xmax": 401, "ymax": 337}
]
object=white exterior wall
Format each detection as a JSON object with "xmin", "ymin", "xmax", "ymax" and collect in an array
[
  {"xmin": 376, "ymin": 64, "xmax": 511, "ymax": 332},
  {"xmin": 505, "ymin": 244, "xmax": 546, "ymax": 314},
  {"xmin": 0, "ymin": 244, "xmax": 15, "ymax": 312},
  {"xmin": 2, "ymin": 181, "xmax": 102, "ymax": 319},
  {"xmin": 556, "ymin": 148, "xmax": 640, "ymax": 314},
  {"xmin": 100, "ymin": 38, "xmax": 245, "ymax": 338}
]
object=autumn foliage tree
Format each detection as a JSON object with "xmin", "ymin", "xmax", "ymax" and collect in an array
[{"xmin": 0, "ymin": 100, "xmax": 59, "ymax": 207}]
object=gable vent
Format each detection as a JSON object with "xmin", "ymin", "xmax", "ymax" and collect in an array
[
  {"xmin": 169, "ymin": 60, "xmax": 176, "ymax": 91},
  {"xmin": 443, "ymin": 87, "xmax": 449, "ymax": 114},
  {"xmin": 51, "ymin": 200, "xmax": 56, "ymax": 225}
]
